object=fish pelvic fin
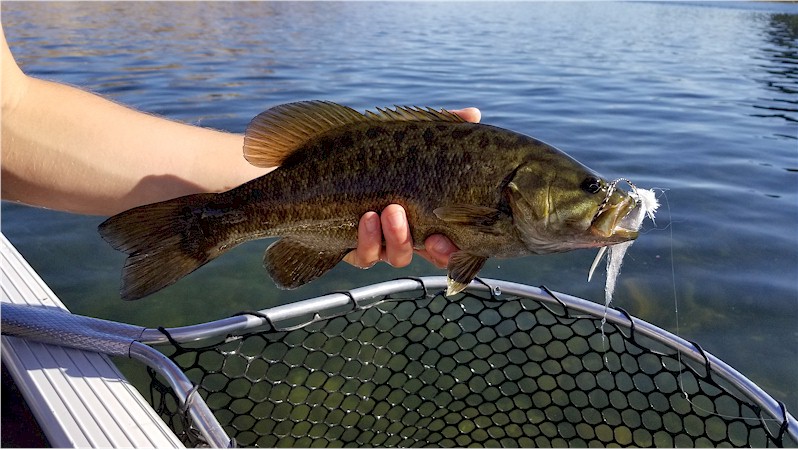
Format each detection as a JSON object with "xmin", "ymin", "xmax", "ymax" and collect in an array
[
  {"xmin": 445, "ymin": 251, "xmax": 488, "ymax": 297},
  {"xmin": 264, "ymin": 238, "xmax": 351, "ymax": 290},
  {"xmin": 98, "ymin": 193, "xmax": 229, "ymax": 300},
  {"xmin": 243, "ymin": 101, "xmax": 467, "ymax": 168}
]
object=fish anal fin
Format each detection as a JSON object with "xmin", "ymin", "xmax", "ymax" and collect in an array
[
  {"xmin": 264, "ymin": 238, "xmax": 350, "ymax": 289},
  {"xmin": 446, "ymin": 251, "xmax": 488, "ymax": 296},
  {"xmin": 244, "ymin": 101, "xmax": 367, "ymax": 168},
  {"xmin": 434, "ymin": 204, "xmax": 503, "ymax": 234}
]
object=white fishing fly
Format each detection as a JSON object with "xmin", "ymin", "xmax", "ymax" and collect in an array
[{"xmin": 588, "ymin": 181, "xmax": 659, "ymax": 307}]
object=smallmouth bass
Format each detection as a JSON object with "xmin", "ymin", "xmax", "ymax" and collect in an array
[{"xmin": 99, "ymin": 101, "xmax": 639, "ymax": 300}]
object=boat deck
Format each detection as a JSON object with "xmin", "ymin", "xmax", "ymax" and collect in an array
[{"xmin": 1, "ymin": 233, "xmax": 183, "ymax": 448}]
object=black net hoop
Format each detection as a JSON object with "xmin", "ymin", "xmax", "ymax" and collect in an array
[{"xmin": 143, "ymin": 278, "xmax": 796, "ymax": 448}]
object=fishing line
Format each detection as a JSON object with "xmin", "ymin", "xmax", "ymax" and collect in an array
[
  {"xmin": 655, "ymin": 189, "xmax": 695, "ymax": 406},
  {"xmin": 597, "ymin": 178, "xmax": 650, "ymax": 368},
  {"xmin": 592, "ymin": 186, "xmax": 780, "ymax": 423},
  {"xmin": 660, "ymin": 189, "xmax": 707, "ymax": 414},
  {"xmin": 660, "ymin": 189, "xmax": 780, "ymax": 424},
  {"xmin": 660, "ymin": 188, "xmax": 688, "ymax": 393}
]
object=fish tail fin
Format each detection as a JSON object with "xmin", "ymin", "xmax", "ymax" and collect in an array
[{"xmin": 98, "ymin": 193, "xmax": 230, "ymax": 300}]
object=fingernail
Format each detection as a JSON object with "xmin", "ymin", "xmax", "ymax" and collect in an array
[
  {"xmin": 464, "ymin": 107, "xmax": 481, "ymax": 123},
  {"xmin": 428, "ymin": 235, "xmax": 445, "ymax": 253},
  {"xmin": 365, "ymin": 213, "xmax": 379, "ymax": 234},
  {"xmin": 430, "ymin": 235, "xmax": 453, "ymax": 254},
  {"xmin": 386, "ymin": 207, "xmax": 406, "ymax": 231}
]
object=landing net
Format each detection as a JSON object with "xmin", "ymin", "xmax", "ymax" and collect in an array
[{"xmin": 142, "ymin": 277, "xmax": 796, "ymax": 448}]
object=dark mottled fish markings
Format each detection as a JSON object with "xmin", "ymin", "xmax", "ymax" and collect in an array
[{"xmin": 99, "ymin": 101, "xmax": 637, "ymax": 300}]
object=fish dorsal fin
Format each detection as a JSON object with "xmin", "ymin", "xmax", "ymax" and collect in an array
[
  {"xmin": 244, "ymin": 101, "xmax": 368, "ymax": 168},
  {"xmin": 244, "ymin": 102, "xmax": 466, "ymax": 167},
  {"xmin": 364, "ymin": 105, "xmax": 467, "ymax": 123}
]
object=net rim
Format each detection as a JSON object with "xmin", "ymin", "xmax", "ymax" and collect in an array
[{"xmin": 137, "ymin": 276, "xmax": 797, "ymax": 443}]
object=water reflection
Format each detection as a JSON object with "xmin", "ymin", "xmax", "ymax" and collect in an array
[
  {"xmin": 2, "ymin": 0, "xmax": 798, "ymax": 416},
  {"xmin": 752, "ymin": 13, "xmax": 798, "ymax": 129}
]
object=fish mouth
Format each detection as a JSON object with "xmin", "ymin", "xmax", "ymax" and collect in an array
[{"xmin": 590, "ymin": 192, "xmax": 638, "ymax": 243}]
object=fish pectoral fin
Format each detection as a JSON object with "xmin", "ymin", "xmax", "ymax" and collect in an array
[
  {"xmin": 244, "ymin": 101, "xmax": 368, "ymax": 168},
  {"xmin": 264, "ymin": 238, "xmax": 350, "ymax": 290},
  {"xmin": 433, "ymin": 204, "xmax": 503, "ymax": 234},
  {"xmin": 446, "ymin": 251, "xmax": 488, "ymax": 296}
]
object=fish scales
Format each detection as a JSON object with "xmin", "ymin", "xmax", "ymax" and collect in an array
[
  {"xmin": 233, "ymin": 123, "xmax": 523, "ymax": 242},
  {"xmin": 99, "ymin": 101, "xmax": 639, "ymax": 300}
]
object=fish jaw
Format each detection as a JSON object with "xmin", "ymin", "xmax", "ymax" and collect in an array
[{"xmin": 589, "ymin": 194, "xmax": 638, "ymax": 243}]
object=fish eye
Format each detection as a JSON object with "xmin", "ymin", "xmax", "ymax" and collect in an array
[{"xmin": 580, "ymin": 176, "xmax": 602, "ymax": 194}]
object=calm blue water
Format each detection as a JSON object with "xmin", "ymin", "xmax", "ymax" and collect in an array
[{"xmin": 2, "ymin": 2, "xmax": 797, "ymax": 414}]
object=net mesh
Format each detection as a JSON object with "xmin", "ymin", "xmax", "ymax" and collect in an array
[{"xmin": 147, "ymin": 285, "xmax": 794, "ymax": 448}]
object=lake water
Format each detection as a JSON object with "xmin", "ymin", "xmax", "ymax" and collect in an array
[{"xmin": 2, "ymin": 2, "xmax": 797, "ymax": 417}]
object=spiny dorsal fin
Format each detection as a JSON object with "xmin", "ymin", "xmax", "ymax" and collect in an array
[
  {"xmin": 243, "ymin": 102, "xmax": 466, "ymax": 168},
  {"xmin": 244, "ymin": 101, "xmax": 367, "ymax": 168},
  {"xmin": 364, "ymin": 105, "xmax": 466, "ymax": 123}
]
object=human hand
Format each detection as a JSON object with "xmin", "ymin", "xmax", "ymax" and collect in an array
[
  {"xmin": 344, "ymin": 204, "xmax": 461, "ymax": 270},
  {"xmin": 343, "ymin": 107, "xmax": 480, "ymax": 271}
]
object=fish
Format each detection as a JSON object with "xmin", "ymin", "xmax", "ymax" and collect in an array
[{"xmin": 99, "ymin": 100, "xmax": 639, "ymax": 300}]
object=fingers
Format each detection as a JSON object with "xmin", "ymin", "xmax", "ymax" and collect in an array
[
  {"xmin": 343, "ymin": 211, "xmax": 382, "ymax": 269},
  {"xmin": 449, "ymin": 107, "xmax": 481, "ymax": 124},
  {"xmin": 418, "ymin": 234, "xmax": 459, "ymax": 269},
  {"xmin": 346, "ymin": 204, "xmax": 461, "ymax": 272},
  {"xmin": 345, "ymin": 101, "xmax": 477, "ymax": 272},
  {"xmin": 344, "ymin": 205, "xmax": 413, "ymax": 269},
  {"xmin": 380, "ymin": 204, "xmax": 414, "ymax": 268}
]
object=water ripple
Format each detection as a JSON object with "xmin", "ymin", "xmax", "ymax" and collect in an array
[{"xmin": 2, "ymin": 0, "xmax": 797, "ymax": 414}]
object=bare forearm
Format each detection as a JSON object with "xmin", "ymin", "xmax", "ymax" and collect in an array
[
  {"xmin": 1, "ymin": 23, "xmax": 464, "ymax": 268},
  {"xmin": 1, "ymin": 76, "xmax": 266, "ymax": 215}
]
